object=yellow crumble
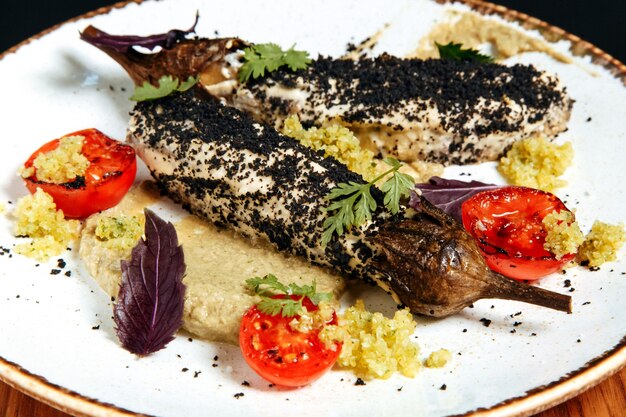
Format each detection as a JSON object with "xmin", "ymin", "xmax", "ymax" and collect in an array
[
  {"xmin": 282, "ymin": 115, "xmax": 378, "ymax": 181},
  {"xmin": 424, "ymin": 349, "xmax": 452, "ymax": 368},
  {"xmin": 404, "ymin": 160, "xmax": 444, "ymax": 184},
  {"xmin": 498, "ymin": 136, "xmax": 573, "ymax": 192},
  {"xmin": 21, "ymin": 135, "xmax": 90, "ymax": 184},
  {"xmin": 577, "ymin": 221, "xmax": 626, "ymax": 267},
  {"xmin": 95, "ymin": 214, "xmax": 144, "ymax": 251},
  {"xmin": 13, "ymin": 188, "xmax": 81, "ymax": 261},
  {"xmin": 289, "ymin": 301, "xmax": 336, "ymax": 334},
  {"xmin": 542, "ymin": 210, "xmax": 584, "ymax": 260},
  {"xmin": 320, "ymin": 299, "xmax": 421, "ymax": 379}
]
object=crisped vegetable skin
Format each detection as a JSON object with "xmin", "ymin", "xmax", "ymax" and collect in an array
[
  {"xmin": 127, "ymin": 90, "xmax": 571, "ymax": 317},
  {"xmin": 81, "ymin": 25, "xmax": 246, "ymax": 87},
  {"xmin": 377, "ymin": 198, "xmax": 571, "ymax": 315}
]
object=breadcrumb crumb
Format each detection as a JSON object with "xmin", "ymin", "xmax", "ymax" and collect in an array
[
  {"xmin": 95, "ymin": 215, "xmax": 143, "ymax": 251},
  {"xmin": 282, "ymin": 115, "xmax": 443, "ymax": 183},
  {"xmin": 320, "ymin": 299, "xmax": 421, "ymax": 379},
  {"xmin": 542, "ymin": 210, "xmax": 584, "ymax": 259},
  {"xmin": 424, "ymin": 349, "xmax": 452, "ymax": 368},
  {"xmin": 578, "ymin": 221, "xmax": 626, "ymax": 267},
  {"xmin": 405, "ymin": 160, "xmax": 444, "ymax": 184},
  {"xmin": 498, "ymin": 136, "xmax": 573, "ymax": 192},
  {"xmin": 282, "ymin": 115, "xmax": 378, "ymax": 181},
  {"xmin": 20, "ymin": 135, "xmax": 89, "ymax": 184},
  {"xmin": 289, "ymin": 301, "xmax": 335, "ymax": 334},
  {"xmin": 13, "ymin": 188, "xmax": 81, "ymax": 261}
]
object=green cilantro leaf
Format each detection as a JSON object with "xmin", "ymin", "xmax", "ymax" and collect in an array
[
  {"xmin": 284, "ymin": 46, "xmax": 311, "ymax": 71},
  {"xmin": 178, "ymin": 76, "xmax": 199, "ymax": 92},
  {"xmin": 256, "ymin": 297, "xmax": 288, "ymax": 316},
  {"xmin": 253, "ymin": 43, "xmax": 285, "ymax": 72},
  {"xmin": 246, "ymin": 274, "xmax": 288, "ymax": 295},
  {"xmin": 309, "ymin": 291, "xmax": 332, "ymax": 306},
  {"xmin": 322, "ymin": 157, "xmax": 415, "ymax": 245},
  {"xmin": 353, "ymin": 187, "xmax": 376, "ymax": 225},
  {"xmin": 130, "ymin": 75, "xmax": 199, "ymax": 101},
  {"xmin": 436, "ymin": 42, "xmax": 494, "ymax": 63},
  {"xmin": 280, "ymin": 299, "xmax": 305, "ymax": 317},
  {"xmin": 238, "ymin": 43, "xmax": 311, "ymax": 83},
  {"xmin": 381, "ymin": 170, "xmax": 414, "ymax": 214},
  {"xmin": 245, "ymin": 275, "xmax": 333, "ymax": 317}
]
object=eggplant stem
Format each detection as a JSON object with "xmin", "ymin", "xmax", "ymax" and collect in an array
[{"xmin": 485, "ymin": 272, "xmax": 572, "ymax": 313}]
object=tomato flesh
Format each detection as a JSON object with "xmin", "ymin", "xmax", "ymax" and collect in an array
[
  {"xmin": 461, "ymin": 186, "xmax": 576, "ymax": 280},
  {"xmin": 239, "ymin": 296, "xmax": 341, "ymax": 387},
  {"xmin": 22, "ymin": 128, "xmax": 137, "ymax": 218}
]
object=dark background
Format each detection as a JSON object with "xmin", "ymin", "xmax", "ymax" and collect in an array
[{"xmin": 1, "ymin": 0, "xmax": 625, "ymax": 63}]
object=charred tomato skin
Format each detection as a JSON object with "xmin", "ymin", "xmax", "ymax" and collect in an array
[
  {"xmin": 461, "ymin": 186, "xmax": 576, "ymax": 281},
  {"xmin": 22, "ymin": 128, "xmax": 137, "ymax": 218},
  {"xmin": 239, "ymin": 295, "xmax": 341, "ymax": 387}
]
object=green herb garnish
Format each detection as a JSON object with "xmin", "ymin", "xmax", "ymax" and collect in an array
[
  {"xmin": 322, "ymin": 157, "xmax": 414, "ymax": 245},
  {"xmin": 246, "ymin": 274, "xmax": 332, "ymax": 317},
  {"xmin": 238, "ymin": 43, "xmax": 311, "ymax": 83},
  {"xmin": 436, "ymin": 42, "xmax": 494, "ymax": 63},
  {"xmin": 130, "ymin": 75, "xmax": 198, "ymax": 101}
]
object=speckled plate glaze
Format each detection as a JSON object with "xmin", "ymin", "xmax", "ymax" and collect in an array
[{"xmin": 0, "ymin": 1, "xmax": 624, "ymax": 416}]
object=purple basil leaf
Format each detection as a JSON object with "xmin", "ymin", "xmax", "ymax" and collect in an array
[
  {"xmin": 80, "ymin": 12, "xmax": 199, "ymax": 53},
  {"xmin": 114, "ymin": 209, "xmax": 186, "ymax": 356},
  {"xmin": 412, "ymin": 176, "xmax": 501, "ymax": 223}
]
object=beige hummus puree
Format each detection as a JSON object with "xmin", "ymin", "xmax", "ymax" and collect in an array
[
  {"xmin": 79, "ymin": 182, "xmax": 345, "ymax": 345},
  {"xmin": 409, "ymin": 11, "xmax": 572, "ymax": 64}
]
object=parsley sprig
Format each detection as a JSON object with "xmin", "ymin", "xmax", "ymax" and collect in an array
[
  {"xmin": 246, "ymin": 274, "xmax": 332, "ymax": 317},
  {"xmin": 130, "ymin": 75, "xmax": 198, "ymax": 101},
  {"xmin": 322, "ymin": 158, "xmax": 414, "ymax": 245},
  {"xmin": 238, "ymin": 43, "xmax": 311, "ymax": 83},
  {"xmin": 436, "ymin": 42, "xmax": 494, "ymax": 63}
]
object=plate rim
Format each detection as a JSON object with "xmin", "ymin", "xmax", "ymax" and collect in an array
[{"xmin": 0, "ymin": 1, "xmax": 624, "ymax": 416}]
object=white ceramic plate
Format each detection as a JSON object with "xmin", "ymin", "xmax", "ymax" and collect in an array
[{"xmin": 0, "ymin": 1, "xmax": 625, "ymax": 416}]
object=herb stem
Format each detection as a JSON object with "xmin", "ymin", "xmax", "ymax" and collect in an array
[
  {"xmin": 370, "ymin": 164, "xmax": 401, "ymax": 185},
  {"xmin": 322, "ymin": 157, "xmax": 414, "ymax": 245}
]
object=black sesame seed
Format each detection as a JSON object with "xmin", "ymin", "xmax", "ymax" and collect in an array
[{"xmin": 244, "ymin": 56, "xmax": 568, "ymax": 164}]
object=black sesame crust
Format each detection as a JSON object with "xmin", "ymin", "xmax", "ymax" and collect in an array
[
  {"xmin": 127, "ymin": 89, "xmax": 392, "ymax": 285},
  {"xmin": 220, "ymin": 55, "xmax": 572, "ymax": 165},
  {"xmin": 127, "ymin": 89, "xmax": 574, "ymax": 317}
]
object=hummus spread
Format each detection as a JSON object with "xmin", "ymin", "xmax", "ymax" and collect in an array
[
  {"xmin": 79, "ymin": 182, "xmax": 345, "ymax": 345},
  {"xmin": 410, "ymin": 11, "xmax": 572, "ymax": 64}
]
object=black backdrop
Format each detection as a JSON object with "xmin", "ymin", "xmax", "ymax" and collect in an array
[{"xmin": 1, "ymin": 0, "xmax": 624, "ymax": 63}]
